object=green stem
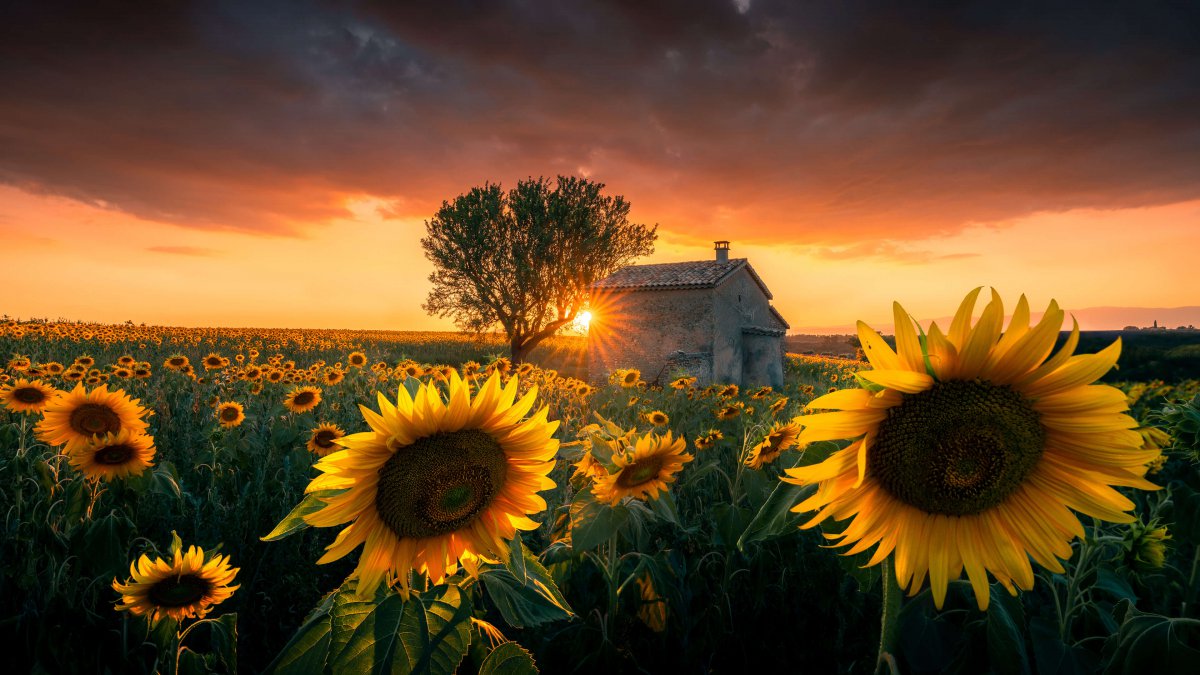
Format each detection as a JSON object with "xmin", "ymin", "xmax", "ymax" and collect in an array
[
  {"xmin": 877, "ymin": 557, "xmax": 903, "ymax": 674},
  {"xmin": 1183, "ymin": 544, "xmax": 1200, "ymax": 618},
  {"xmin": 603, "ymin": 533, "xmax": 620, "ymax": 642}
]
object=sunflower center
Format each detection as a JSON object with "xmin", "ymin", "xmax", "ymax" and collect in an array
[
  {"xmin": 375, "ymin": 429, "xmax": 508, "ymax": 538},
  {"xmin": 219, "ymin": 407, "xmax": 240, "ymax": 422},
  {"xmin": 95, "ymin": 444, "xmax": 134, "ymax": 465},
  {"xmin": 292, "ymin": 392, "xmax": 315, "ymax": 406},
  {"xmin": 14, "ymin": 387, "xmax": 45, "ymax": 404},
  {"xmin": 617, "ymin": 456, "xmax": 664, "ymax": 488},
  {"xmin": 869, "ymin": 380, "xmax": 1044, "ymax": 516},
  {"xmin": 148, "ymin": 574, "xmax": 212, "ymax": 608},
  {"xmin": 314, "ymin": 430, "xmax": 337, "ymax": 448},
  {"xmin": 70, "ymin": 404, "xmax": 122, "ymax": 436}
]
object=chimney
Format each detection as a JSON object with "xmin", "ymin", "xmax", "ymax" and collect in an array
[{"xmin": 714, "ymin": 240, "xmax": 730, "ymax": 263}]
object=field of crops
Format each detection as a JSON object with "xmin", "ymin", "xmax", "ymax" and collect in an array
[{"xmin": 2, "ymin": 318, "xmax": 1198, "ymax": 674}]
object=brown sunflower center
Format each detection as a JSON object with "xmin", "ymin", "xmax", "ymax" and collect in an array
[
  {"xmin": 169, "ymin": 357, "xmax": 185, "ymax": 366},
  {"xmin": 219, "ymin": 407, "xmax": 240, "ymax": 422},
  {"xmin": 292, "ymin": 391, "xmax": 315, "ymax": 406},
  {"xmin": 616, "ymin": 456, "xmax": 664, "ymax": 489},
  {"xmin": 375, "ymin": 429, "xmax": 508, "ymax": 538},
  {"xmin": 314, "ymin": 430, "xmax": 337, "ymax": 448},
  {"xmin": 148, "ymin": 574, "xmax": 212, "ymax": 608},
  {"xmin": 70, "ymin": 404, "xmax": 122, "ymax": 436},
  {"xmin": 95, "ymin": 443, "xmax": 134, "ymax": 465},
  {"xmin": 869, "ymin": 380, "xmax": 1044, "ymax": 516},
  {"xmin": 14, "ymin": 387, "xmax": 46, "ymax": 404}
]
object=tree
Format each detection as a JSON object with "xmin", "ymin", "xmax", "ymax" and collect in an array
[{"xmin": 422, "ymin": 175, "xmax": 657, "ymax": 363}]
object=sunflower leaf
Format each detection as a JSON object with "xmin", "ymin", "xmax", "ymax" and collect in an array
[
  {"xmin": 479, "ymin": 549, "xmax": 574, "ymax": 629},
  {"xmin": 261, "ymin": 489, "xmax": 347, "ymax": 542},
  {"xmin": 569, "ymin": 489, "xmax": 630, "ymax": 552},
  {"xmin": 263, "ymin": 592, "xmax": 336, "ymax": 675},
  {"xmin": 737, "ymin": 481, "xmax": 816, "ymax": 551},
  {"xmin": 392, "ymin": 584, "xmax": 473, "ymax": 675},
  {"xmin": 1100, "ymin": 600, "xmax": 1200, "ymax": 674},
  {"xmin": 478, "ymin": 641, "xmax": 539, "ymax": 675},
  {"xmin": 504, "ymin": 532, "xmax": 528, "ymax": 586}
]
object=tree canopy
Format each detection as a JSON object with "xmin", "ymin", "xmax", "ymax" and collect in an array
[{"xmin": 422, "ymin": 175, "xmax": 656, "ymax": 362}]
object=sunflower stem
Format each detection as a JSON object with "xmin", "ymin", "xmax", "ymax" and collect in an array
[
  {"xmin": 877, "ymin": 557, "xmax": 903, "ymax": 674},
  {"xmin": 1183, "ymin": 544, "xmax": 1200, "ymax": 617}
]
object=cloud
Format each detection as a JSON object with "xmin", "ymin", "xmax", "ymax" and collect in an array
[
  {"xmin": 809, "ymin": 241, "xmax": 980, "ymax": 264},
  {"xmin": 146, "ymin": 245, "xmax": 221, "ymax": 257},
  {"xmin": 1, "ymin": 1, "xmax": 1197, "ymax": 244}
]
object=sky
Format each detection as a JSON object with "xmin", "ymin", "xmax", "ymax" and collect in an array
[{"xmin": 2, "ymin": 1, "xmax": 1199, "ymax": 333}]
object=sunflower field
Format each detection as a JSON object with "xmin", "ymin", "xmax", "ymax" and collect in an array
[{"xmin": 2, "ymin": 291, "xmax": 1199, "ymax": 674}]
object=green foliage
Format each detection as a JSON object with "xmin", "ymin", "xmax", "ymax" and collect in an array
[
  {"xmin": 477, "ymin": 641, "xmax": 539, "ymax": 675},
  {"xmin": 421, "ymin": 175, "xmax": 656, "ymax": 361}
]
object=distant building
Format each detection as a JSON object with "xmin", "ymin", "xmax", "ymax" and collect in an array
[{"xmin": 587, "ymin": 241, "xmax": 789, "ymax": 387}]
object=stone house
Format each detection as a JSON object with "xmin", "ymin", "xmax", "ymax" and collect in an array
[{"xmin": 587, "ymin": 242, "xmax": 789, "ymax": 388}]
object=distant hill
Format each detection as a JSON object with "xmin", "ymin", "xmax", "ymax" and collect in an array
[{"xmin": 790, "ymin": 306, "xmax": 1200, "ymax": 335}]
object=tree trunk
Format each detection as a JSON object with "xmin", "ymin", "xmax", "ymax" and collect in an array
[{"xmin": 510, "ymin": 336, "xmax": 533, "ymax": 365}]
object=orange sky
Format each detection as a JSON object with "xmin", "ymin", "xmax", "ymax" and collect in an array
[
  {"xmin": 4, "ymin": 183, "xmax": 1198, "ymax": 333},
  {"xmin": 3, "ymin": 3, "xmax": 1199, "ymax": 332}
]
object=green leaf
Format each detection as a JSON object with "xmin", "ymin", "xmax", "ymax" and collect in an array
[
  {"xmin": 1102, "ymin": 600, "xmax": 1200, "ymax": 674},
  {"xmin": 264, "ymin": 592, "xmax": 336, "ymax": 674},
  {"xmin": 479, "ymin": 547, "xmax": 574, "ymax": 629},
  {"xmin": 986, "ymin": 591, "xmax": 1031, "ymax": 675},
  {"xmin": 1028, "ymin": 616, "xmax": 1097, "ymax": 675},
  {"xmin": 504, "ymin": 533, "xmax": 528, "ymax": 586},
  {"xmin": 169, "ymin": 530, "xmax": 184, "ymax": 556},
  {"xmin": 330, "ymin": 592, "xmax": 411, "ymax": 674},
  {"xmin": 737, "ymin": 481, "xmax": 815, "ymax": 551},
  {"xmin": 1093, "ymin": 567, "xmax": 1138, "ymax": 604},
  {"xmin": 709, "ymin": 503, "xmax": 752, "ymax": 548},
  {"xmin": 261, "ymin": 489, "xmax": 346, "ymax": 542},
  {"xmin": 647, "ymin": 491, "xmax": 681, "ymax": 526},
  {"xmin": 392, "ymin": 584, "xmax": 474, "ymax": 675},
  {"xmin": 209, "ymin": 613, "xmax": 239, "ymax": 673},
  {"xmin": 83, "ymin": 510, "xmax": 133, "ymax": 575},
  {"xmin": 478, "ymin": 641, "xmax": 539, "ymax": 675},
  {"xmin": 151, "ymin": 461, "xmax": 183, "ymax": 499},
  {"xmin": 569, "ymin": 489, "xmax": 629, "ymax": 552},
  {"xmin": 327, "ymin": 583, "xmax": 383, "ymax": 666}
]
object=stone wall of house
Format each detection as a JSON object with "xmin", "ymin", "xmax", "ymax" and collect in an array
[
  {"xmin": 741, "ymin": 331, "xmax": 785, "ymax": 388},
  {"xmin": 587, "ymin": 287, "xmax": 714, "ymax": 385},
  {"xmin": 711, "ymin": 266, "xmax": 783, "ymax": 384}
]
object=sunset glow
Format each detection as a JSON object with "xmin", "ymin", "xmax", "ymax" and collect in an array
[{"xmin": 2, "ymin": 3, "xmax": 1198, "ymax": 331}]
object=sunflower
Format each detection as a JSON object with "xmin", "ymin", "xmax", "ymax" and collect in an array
[
  {"xmin": 694, "ymin": 429, "xmax": 723, "ymax": 450},
  {"xmin": 282, "ymin": 386, "xmax": 322, "ymax": 414},
  {"xmin": 117, "ymin": 355, "xmax": 136, "ymax": 367},
  {"xmin": 302, "ymin": 371, "xmax": 558, "ymax": 596},
  {"xmin": 164, "ymin": 355, "xmax": 189, "ymax": 371},
  {"xmin": 645, "ymin": 410, "xmax": 670, "ymax": 427},
  {"xmin": 769, "ymin": 397, "xmax": 790, "ymax": 415},
  {"xmin": 575, "ymin": 383, "xmax": 593, "ymax": 397},
  {"xmin": 718, "ymin": 384, "xmax": 740, "ymax": 398},
  {"xmin": 202, "ymin": 353, "xmax": 227, "ymax": 371},
  {"xmin": 215, "ymin": 401, "xmax": 245, "ymax": 428},
  {"xmin": 69, "ymin": 428, "xmax": 156, "ymax": 481},
  {"xmin": 0, "ymin": 378, "xmax": 59, "ymax": 414},
  {"xmin": 745, "ymin": 421, "xmax": 803, "ymax": 469},
  {"xmin": 348, "ymin": 351, "xmax": 367, "ymax": 368},
  {"xmin": 74, "ymin": 356, "xmax": 95, "ymax": 368},
  {"xmin": 44, "ymin": 362, "xmax": 65, "ymax": 375},
  {"xmin": 324, "ymin": 369, "xmax": 345, "ymax": 386},
  {"xmin": 306, "ymin": 422, "xmax": 346, "ymax": 456},
  {"xmin": 243, "ymin": 365, "xmax": 263, "ymax": 381},
  {"xmin": 670, "ymin": 376, "xmax": 696, "ymax": 390},
  {"xmin": 715, "ymin": 403, "xmax": 743, "ymax": 421},
  {"xmin": 113, "ymin": 544, "xmax": 239, "ymax": 623},
  {"xmin": 783, "ymin": 289, "xmax": 1159, "ymax": 610},
  {"xmin": 618, "ymin": 369, "xmax": 641, "ymax": 388},
  {"xmin": 266, "ymin": 369, "xmax": 285, "ymax": 383},
  {"xmin": 592, "ymin": 431, "xmax": 693, "ymax": 505},
  {"xmin": 35, "ymin": 384, "xmax": 151, "ymax": 453}
]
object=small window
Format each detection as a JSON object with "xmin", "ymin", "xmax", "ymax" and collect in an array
[{"xmin": 738, "ymin": 294, "xmax": 742, "ymax": 302}]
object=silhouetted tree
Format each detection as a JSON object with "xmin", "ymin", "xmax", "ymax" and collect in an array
[{"xmin": 422, "ymin": 176, "xmax": 656, "ymax": 363}]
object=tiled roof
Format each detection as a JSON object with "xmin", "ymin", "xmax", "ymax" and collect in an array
[
  {"xmin": 591, "ymin": 258, "xmax": 775, "ymax": 299},
  {"xmin": 770, "ymin": 306, "xmax": 791, "ymax": 330}
]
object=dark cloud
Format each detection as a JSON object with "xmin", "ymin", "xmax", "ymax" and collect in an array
[{"xmin": 1, "ymin": 0, "xmax": 1197, "ymax": 243}]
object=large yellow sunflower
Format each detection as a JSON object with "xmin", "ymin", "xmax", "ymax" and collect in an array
[
  {"xmin": 592, "ymin": 431, "xmax": 693, "ymax": 505},
  {"xmin": 113, "ymin": 544, "xmax": 239, "ymax": 623},
  {"xmin": 784, "ymin": 289, "xmax": 1159, "ymax": 610},
  {"xmin": 282, "ymin": 386, "xmax": 322, "ymax": 414},
  {"xmin": 302, "ymin": 372, "xmax": 559, "ymax": 596},
  {"xmin": 35, "ymin": 384, "xmax": 151, "ymax": 453},
  {"xmin": 0, "ymin": 378, "xmax": 59, "ymax": 414},
  {"xmin": 69, "ymin": 429, "xmax": 156, "ymax": 481}
]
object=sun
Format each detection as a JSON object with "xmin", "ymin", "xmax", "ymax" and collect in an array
[{"xmin": 575, "ymin": 311, "xmax": 593, "ymax": 330}]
